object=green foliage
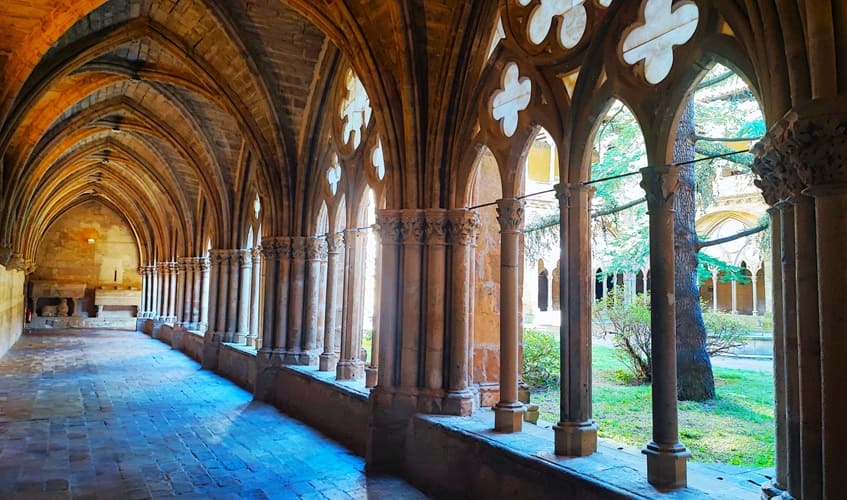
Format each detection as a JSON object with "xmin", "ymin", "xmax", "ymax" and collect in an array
[
  {"xmin": 702, "ymin": 309, "xmax": 748, "ymax": 356},
  {"xmin": 521, "ymin": 329, "xmax": 560, "ymax": 389},
  {"xmin": 530, "ymin": 344, "xmax": 775, "ymax": 466},
  {"xmin": 594, "ymin": 292, "xmax": 652, "ymax": 383},
  {"xmin": 523, "ymin": 213, "xmax": 560, "ymax": 265},
  {"xmin": 696, "ymin": 253, "xmax": 751, "ymax": 285}
]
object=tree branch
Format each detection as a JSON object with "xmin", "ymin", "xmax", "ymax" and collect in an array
[
  {"xmin": 696, "ymin": 70, "xmax": 734, "ymax": 90},
  {"xmin": 593, "ymin": 197, "xmax": 646, "ymax": 218},
  {"xmin": 694, "ymin": 134, "xmax": 761, "ymax": 143},
  {"xmin": 696, "ymin": 223, "xmax": 768, "ymax": 250}
]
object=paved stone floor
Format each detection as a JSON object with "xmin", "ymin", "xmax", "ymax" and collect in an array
[{"xmin": 0, "ymin": 329, "xmax": 428, "ymax": 499}]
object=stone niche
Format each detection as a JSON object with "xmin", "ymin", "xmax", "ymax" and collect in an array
[
  {"xmin": 95, "ymin": 287, "xmax": 141, "ymax": 318},
  {"xmin": 30, "ymin": 280, "xmax": 86, "ymax": 317}
]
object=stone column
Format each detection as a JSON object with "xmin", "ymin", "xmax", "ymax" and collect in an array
[
  {"xmin": 710, "ymin": 268, "xmax": 719, "ymax": 311},
  {"xmin": 202, "ymin": 251, "xmax": 223, "ymax": 370},
  {"xmin": 207, "ymin": 251, "xmax": 223, "ymax": 334},
  {"xmin": 769, "ymin": 207, "xmax": 788, "ymax": 492},
  {"xmin": 554, "ymin": 184, "xmax": 597, "ymax": 456},
  {"xmin": 639, "ymin": 165, "xmax": 689, "ymax": 488},
  {"xmin": 260, "ymin": 240, "xmax": 279, "ymax": 351},
  {"xmin": 493, "ymin": 198, "xmax": 525, "ymax": 433},
  {"xmin": 750, "ymin": 266, "xmax": 759, "ymax": 316},
  {"xmin": 236, "ymin": 249, "xmax": 252, "ymax": 344},
  {"xmin": 215, "ymin": 251, "xmax": 230, "ymax": 336},
  {"xmin": 198, "ymin": 257, "xmax": 210, "ymax": 331},
  {"xmin": 792, "ymin": 193, "xmax": 822, "ymax": 500},
  {"xmin": 169, "ymin": 262, "xmax": 179, "ymax": 321},
  {"xmin": 337, "ymin": 229, "xmax": 365, "ymax": 380},
  {"xmin": 445, "ymin": 209, "xmax": 479, "ymax": 415},
  {"xmin": 320, "ymin": 233, "xmax": 343, "ymax": 371},
  {"xmin": 160, "ymin": 262, "xmax": 170, "ymax": 319},
  {"xmin": 789, "ymin": 109, "xmax": 847, "ymax": 499},
  {"xmin": 225, "ymin": 252, "xmax": 239, "ymax": 341},
  {"xmin": 249, "ymin": 248, "xmax": 261, "ymax": 347},
  {"xmin": 179, "ymin": 258, "xmax": 191, "ymax": 325},
  {"xmin": 375, "ymin": 212, "xmax": 402, "ymax": 387},
  {"xmin": 140, "ymin": 266, "xmax": 149, "ymax": 316},
  {"xmin": 730, "ymin": 280, "xmax": 738, "ymax": 315},
  {"xmin": 155, "ymin": 263, "xmax": 163, "ymax": 317},
  {"xmin": 301, "ymin": 236, "xmax": 325, "ymax": 365},
  {"xmin": 776, "ymin": 199, "xmax": 801, "ymax": 497},
  {"xmin": 752, "ymin": 140, "xmax": 788, "ymax": 497},
  {"xmin": 156, "ymin": 263, "xmax": 166, "ymax": 319},
  {"xmin": 286, "ymin": 237, "xmax": 307, "ymax": 364},
  {"xmin": 398, "ymin": 212, "xmax": 425, "ymax": 388},
  {"xmin": 423, "ymin": 210, "xmax": 448, "ymax": 399},
  {"xmin": 275, "ymin": 238, "xmax": 292, "ymax": 356}
]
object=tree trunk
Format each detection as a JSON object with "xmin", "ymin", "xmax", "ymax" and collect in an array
[{"xmin": 673, "ymin": 99, "xmax": 716, "ymax": 401}]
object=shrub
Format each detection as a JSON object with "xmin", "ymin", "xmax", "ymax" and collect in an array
[
  {"xmin": 521, "ymin": 329, "xmax": 560, "ymax": 389},
  {"xmin": 702, "ymin": 310, "xmax": 747, "ymax": 356},
  {"xmin": 594, "ymin": 292, "xmax": 652, "ymax": 383}
]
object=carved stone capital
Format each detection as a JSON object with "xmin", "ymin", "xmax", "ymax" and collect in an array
[
  {"xmin": 208, "ymin": 249, "xmax": 231, "ymax": 266},
  {"xmin": 8, "ymin": 253, "xmax": 26, "ymax": 273},
  {"xmin": 237, "ymin": 249, "xmax": 253, "ymax": 267},
  {"xmin": 751, "ymin": 133, "xmax": 788, "ymax": 206},
  {"xmin": 401, "ymin": 211, "xmax": 427, "ymax": 244},
  {"xmin": 639, "ymin": 166, "xmax": 680, "ymax": 213},
  {"xmin": 375, "ymin": 209, "xmax": 404, "ymax": 244},
  {"xmin": 197, "ymin": 257, "xmax": 211, "ymax": 271},
  {"xmin": 448, "ymin": 209, "xmax": 481, "ymax": 246},
  {"xmin": 326, "ymin": 232, "xmax": 344, "ymax": 253},
  {"xmin": 305, "ymin": 237, "xmax": 327, "ymax": 260},
  {"xmin": 291, "ymin": 236, "xmax": 307, "ymax": 260},
  {"xmin": 251, "ymin": 247, "xmax": 262, "ymax": 261},
  {"xmin": 496, "ymin": 198, "xmax": 524, "ymax": 233},
  {"xmin": 783, "ymin": 111, "xmax": 847, "ymax": 195},
  {"xmin": 278, "ymin": 237, "xmax": 293, "ymax": 259},
  {"xmin": 424, "ymin": 209, "xmax": 449, "ymax": 245}
]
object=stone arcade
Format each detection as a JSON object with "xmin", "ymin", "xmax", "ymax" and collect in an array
[{"xmin": 0, "ymin": 1, "xmax": 844, "ymax": 498}]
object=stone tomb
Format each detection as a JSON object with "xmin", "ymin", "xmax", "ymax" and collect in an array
[
  {"xmin": 30, "ymin": 281, "xmax": 86, "ymax": 317},
  {"xmin": 94, "ymin": 287, "xmax": 141, "ymax": 317}
]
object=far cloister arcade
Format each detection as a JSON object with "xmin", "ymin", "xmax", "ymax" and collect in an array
[{"xmin": 0, "ymin": 0, "xmax": 844, "ymax": 498}]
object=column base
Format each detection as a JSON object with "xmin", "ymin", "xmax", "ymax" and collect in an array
[
  {"xmin": 336, "ymin": 360, "xmax": 364, "ymax": 380},
  {"xmin": 298, "ymin": 350, "xmax": 320, "ymax": 367},
  {"xmin": 443, "ymin": 390, "xmax": 474, "ymax": 416},
  {"xmin": 493, "ymin": 402, "xmax": 524, "ymax": 433},
  {"xmin": 319, "ymin": 353, "xmax": 337, "ymax": 372},
  {"xmin": 642, "ymin": 441, "xmax": 690, "ymax": 489},
  {"xmin": 364, "ymin": 366, "xmax": 378, "ymax": 388},
  {"xmin": 553, "ymin": 420, "xmax": 598, "ymax": 456},
  {"xmin": 283, "ymin": 351, "xmax": 301, "ymax": 365},
  {"xmin": 760, "ymin": 480, "xmax": 791, "ymax": 499}
]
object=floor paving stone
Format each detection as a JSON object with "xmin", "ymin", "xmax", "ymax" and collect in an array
[{"xmin": 0, "ymin": 329, "xmax": 429, "ymax": 499}]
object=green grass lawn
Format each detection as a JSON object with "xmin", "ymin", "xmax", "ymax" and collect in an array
[{"xmin": 530, "ymin": 345, "xmax": 775, "ymax": 466}]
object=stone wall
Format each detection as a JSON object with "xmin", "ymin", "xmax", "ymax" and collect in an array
[
  {"xmin": 31, "ymin": 200, "xmax": 141, "ymax": 317},
  {"xmin": 0, "ymin": 265, "xmax": 25, "ymax": 358}
]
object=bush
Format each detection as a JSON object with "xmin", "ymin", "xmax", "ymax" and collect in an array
[
  {"xmin": 522, "ymin": 329, "xmax": 560, "ymax": 389},
  {"xmin": 702, "ymin": 310, "xmax": 747, "ymax": 356},
  {"xmin": 594, "ymin": 292, "xmax": 652, "ymax": 383}
]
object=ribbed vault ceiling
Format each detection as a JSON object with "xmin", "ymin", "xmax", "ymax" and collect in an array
[{"xmin": 0, "ymin": 0, "xmax": 331, "ymax": 263}]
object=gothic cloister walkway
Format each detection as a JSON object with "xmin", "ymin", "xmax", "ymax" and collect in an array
[{"xmin": 0, "ymin": 328, "xmax": 426, "ymax": 499}]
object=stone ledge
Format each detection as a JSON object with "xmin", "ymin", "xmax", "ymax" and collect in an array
[{"xmin": 407, "ymin": 411, "xmax": 772, "ymax": 499}]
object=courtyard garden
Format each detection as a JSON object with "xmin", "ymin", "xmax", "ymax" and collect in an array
[{"xmin": 523, "ymin": 327, "xmax": 775, "ymax": 467}]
